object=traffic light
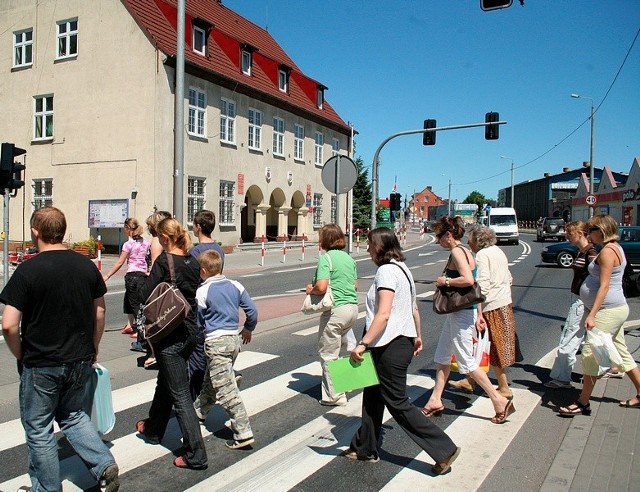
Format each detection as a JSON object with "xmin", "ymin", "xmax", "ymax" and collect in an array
[
  {"xmin": 480, "ymin": 0, "xmax": 513, "ymax": 11},
  {"xmin": 422, "ymin": 119, "xmax": 436, "ymax": 146},
  {"xmin": 390, "ymin": 193, "xmax": 401, "ymax": 211},
  {"xmin": 485, "ymin": 112, "xmax": 500, "ymax": 140},
  {"xmin": 0, "ymin": 142, "xmax": 27, "ymax": 193}
]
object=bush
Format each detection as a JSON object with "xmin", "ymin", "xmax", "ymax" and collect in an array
[{"xmin": 72, "ymin": 237, "xmax": 98, "ymax": 256}]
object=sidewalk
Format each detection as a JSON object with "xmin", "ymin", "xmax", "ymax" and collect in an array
[{"xmin": 541, "ymin": 325, "xmax": 640, "ymax": 491}]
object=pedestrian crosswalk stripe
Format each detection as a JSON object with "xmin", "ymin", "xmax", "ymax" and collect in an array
[
  {"xmin": 0, "ymin": 361, "xmax": 321, "ymax": 492},
  {"xmin": 0, "ymin": 351, "xmax": 277, "ymax": 452},
  {"xmin": 416, "ymin": 290, "xmax": 435, "ymax": 299},
  {"xmin": 292, "ymin": 312, "xmax": 366, "ymax": 337}
]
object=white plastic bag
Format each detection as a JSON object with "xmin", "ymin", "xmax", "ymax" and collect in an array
[
  {"xmin": 473, "ymin": 329, "xmax": 491, "ymax": 371},
  {"xmin": 84, "ymin": 363, "xmax": 116, "ymax": 435},
  {"xmin": 586, "ymin": 328, "xmax": 623, "ymax": 375}
]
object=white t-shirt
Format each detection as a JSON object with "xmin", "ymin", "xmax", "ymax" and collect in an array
[{"xmin": 365, "ymin": 260, "xmax": 417, "ymax": 347}]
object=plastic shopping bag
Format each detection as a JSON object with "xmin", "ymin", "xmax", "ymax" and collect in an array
[
  {"xmin": 585, "ymin": 328, "xmax": 623, "ymax": 375},
  {"xmin": 83, "ymin": 363, "xmax": 116, "ymax": 435},
  {"xmin": 450, "ymin": 330, "xmax": 490, "ymax": 373}
]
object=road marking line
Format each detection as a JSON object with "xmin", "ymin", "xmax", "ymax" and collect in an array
[{"xmin": 292, "ymin": 312, "xmax": 366, "ymax": 337}]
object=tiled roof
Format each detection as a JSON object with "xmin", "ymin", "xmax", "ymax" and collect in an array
[{"xmin": 121, "ymin": 0, "xmax": 350, "ymax": 133}]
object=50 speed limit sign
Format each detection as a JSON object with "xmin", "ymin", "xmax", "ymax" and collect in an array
[{"xmin": 586, "ymin": 194, "xmax": 597, "ymax": 206}]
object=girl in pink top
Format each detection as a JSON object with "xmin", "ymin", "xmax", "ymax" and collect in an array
[{"xmin": 103, "ymin": 218, "xmax": 150, "ymax": 334}]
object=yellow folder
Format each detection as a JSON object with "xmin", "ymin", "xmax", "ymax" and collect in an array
[{"xmin": 327, "ymin": 352, "xmax": 379, "ymax": 393}]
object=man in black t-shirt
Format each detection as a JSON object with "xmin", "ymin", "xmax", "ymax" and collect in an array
[{"xmin": 0, "ymin": 207, "xmax": 120, "ymax": 492}]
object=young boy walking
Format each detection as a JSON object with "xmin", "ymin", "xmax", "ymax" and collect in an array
[{"xmin": 193, "ymin": 250, "xmax": 258, "ymax": 449}]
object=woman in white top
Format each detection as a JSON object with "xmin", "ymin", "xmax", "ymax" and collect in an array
[{"xmin": 345, "ymin": 227, "xmax": 460, "ymax": 476}]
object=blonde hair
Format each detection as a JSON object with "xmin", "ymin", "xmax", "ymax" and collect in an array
[
  {"xmin": 198, "ymin": 250, "xmax": 222, "ymax": 276},
  {"xmin": 146, "ymin": 210, "xmax": 172, "ymax": 237},
  {"xmin": 587, "ymin": 215, "xmax": 619, "ymax": 243},
  {"xmin": 124, "ymin": 217, "xmax": 144, "ymax": 238},
  {"xmin": 156, "ymin": 218, "xmax": 192, "ymax": 254},
  {"xmin": 565, "ymin": 220, "xmax": 588, "ymax": 237}
]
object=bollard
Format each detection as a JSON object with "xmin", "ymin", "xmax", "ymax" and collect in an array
[
  {"xmin": 356, "ymin": 230, "xmax": 360, "ymax": 253},
  {"xmin": 301, "ymin": 238, "xmax": 305, "ymax": 262},
  {"xmin": 282, "ymin": 240, "xmax": 287, "ymax": 264},
  {"xmin": 261, "ymin": 235, "xmax": 265, "ymax": 267},
  {"xmin": 97, "ymin": 235, "xmax": 102, "ymax": 271}
]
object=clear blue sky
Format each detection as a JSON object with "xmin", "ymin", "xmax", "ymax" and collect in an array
[{"xmin": 228, "ymin": 0, "xmax": 640, "ymax": 203}]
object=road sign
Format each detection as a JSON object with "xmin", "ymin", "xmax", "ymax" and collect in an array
[
  {"xmin": 586, "ymin": 194, "xmax": 597, "ymax": 206},
  {"xmin": 321, "ymin": 155, "xmax": 357, "ymax": 194}
]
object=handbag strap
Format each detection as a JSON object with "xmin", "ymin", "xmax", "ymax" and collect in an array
[
  {"xmin": 442, "ymin": 244, "xmax": 472, "ymax": 274},
  {"xmin": 166, "ymin": 253, "xmax": 178, "ymax": 286},
  {"xmin": 389, "ymin": 261, "xmax": 413, "ymax": 295}
]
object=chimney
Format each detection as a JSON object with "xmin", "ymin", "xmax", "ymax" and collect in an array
[
  {"xmin": 544, "ymin": 173, "xmax": 550, "ymax": 177},
  {"xmin": 583, "ymin": 161, "xmax": 590, "ymax": 168},
  {"xmin": 427, "ymin": 186, "xmax": 432, "ymax": 191},
  {"xmin": 563, "ymin": 167, "xmax": 570, "ymax": 172}
]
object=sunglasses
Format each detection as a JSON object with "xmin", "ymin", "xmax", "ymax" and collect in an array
[
  {"xmin": 588, "ymin": 227, "xmax": 600, "ymax": 233},
  {"xmin": 436, "ymin": 231, "xmax": 447, "ymax": 240}
]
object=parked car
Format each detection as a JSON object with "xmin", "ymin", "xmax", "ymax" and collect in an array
[
  {"xmin": 536, "ymin": 217, "xmax": 566, "ymax": 242},
  {"xmin": 540, "ymin": 226, "xmax": 640, "ymax": 268}
]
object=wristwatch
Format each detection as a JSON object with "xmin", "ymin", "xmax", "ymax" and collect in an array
[
  {"xmin": 445, "ymin": 277, "xmax": 450, "ymax": 287},
  {"xmin": 358, "ymin": 341, "xmax": 369, "ymax": 349}
]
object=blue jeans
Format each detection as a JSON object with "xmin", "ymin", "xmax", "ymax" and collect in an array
[{"xmin": 19, "ymin": 359, "xmax": 116, "ymax": 492}]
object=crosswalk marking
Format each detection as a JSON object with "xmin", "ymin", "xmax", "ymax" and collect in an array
[
  {"xmin": 416, "ymin": 290, "xmax": 435, "ymax": 299},
  {"xmin": 292, "ymin": 312, "xmax": 366, "ymax": 337},
  {"xmin": 0, "ymin": 351, "xmax": 277, "ymax": 453},
  {"xmin": 1, "ymin": 347, "xmax": 561, "ymax": 491}
]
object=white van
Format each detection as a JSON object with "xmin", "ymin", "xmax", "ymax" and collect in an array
[{"xmin": 487, "ymin": 207, "xmax": 519, "ymax": 245}]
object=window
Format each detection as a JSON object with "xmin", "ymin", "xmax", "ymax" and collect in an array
[
  {"xmin": 56, "ymin": 18, "xmax": 78, "ymax": 59},
  {"xmin": 314, "ymin": 132, "xmax": 324, "ymax": 166},
  {"xmin": 294, "ymin": 124, "xmax": 304, "ymax": 161},
  {"xmin": 248, "ymin": 108, "xmax": 262, "ymax": 150},
  {"xmin": 220, "ymin": 98, "xmax": 236, "ymax": 144},
  {"xmin": 32, "ymin": 179, "xmax": 53, "ymax": 210},
  {"xmin": 219, "ymin": 180, "xmax": 235, "ymax": 226},
  {"xmin": 313, "ymin": 193, "xmax": 323, "ymax": 228},
  {"xmin": 193, "ymin": 26, "xmax": 206, "ymax": 55},
  {"xmin": 331, "ymin": 138, "xmax": 340, "ymax": 156},
  {"xmin": 34, "ymin": 95, "xmax": 54, "ymax": 140},
  {"xmin": 278, "ymin": 68, "xmax": 289, "ymax": 92},
  {"xmin": 330, "ymin": 195, "xmax": 337, "ymax": 224},
  {"xmin": 13, "ymin": 29, "xmax": 33, "ymax": 68},
  {"xmin": 188, "ymin": 88, "xmax": 206, "ymax": 137},
  {"xmin": 187, "ymin": 177, "xmax": 206, "ymax": 224},
  {"xmin": 241, "ymin": 50, "xmax": 252, "ymax": 75},
  {"xmin": 316, "ymin": 88, "xmax": 324, "ymax": 109},
  {"xmin": 272, "ymin": 117, "xmax": 284, "ymax": 156}
]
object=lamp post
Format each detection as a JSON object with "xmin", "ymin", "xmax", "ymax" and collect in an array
[
  {"xmin": 500, "ymin": 155, "xmax": 515, "ymax": 208},
  {"xmin": 571, "ymin": 93, "xmax": 595, "ymax": 217}
]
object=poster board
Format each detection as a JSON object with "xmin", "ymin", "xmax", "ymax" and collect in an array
[{"xmin": 88, "ymin": 199, "xmax": 129, "ymax": 229}]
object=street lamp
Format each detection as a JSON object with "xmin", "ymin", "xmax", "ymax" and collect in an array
[
  {"xmin": 442, "ymin": 175, "xmax": 452, "ymax": 216},
  {"xmin": 500, "ymin": 155, "xmax": 515, "ymax": 208},
  {"xmin": 571, "ymin": 93, "xmax": 595, "ymax": 217}
]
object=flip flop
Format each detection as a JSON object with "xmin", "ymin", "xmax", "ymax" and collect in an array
[{"xmin": 619, "ymin": 394, "xmax": 640, "ymax": 408}]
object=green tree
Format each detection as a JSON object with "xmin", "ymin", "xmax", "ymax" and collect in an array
[
  {"xmin": 463, "ymin": 191, "xmax": 496, "ymax": 217},
  {"xmin": 352, "ymin": 156, "xmax": 373, "ymax": 230}
]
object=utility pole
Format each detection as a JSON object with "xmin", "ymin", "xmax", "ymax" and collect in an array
[{"xmin": 173, "ymin": 0, "xmax": 186, "ymax": 221}]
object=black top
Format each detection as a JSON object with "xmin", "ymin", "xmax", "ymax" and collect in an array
[{"xmin": 0, "ymin": 250, "xmax": 107, "ymax": 367}]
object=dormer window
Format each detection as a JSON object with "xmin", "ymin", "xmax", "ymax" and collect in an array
[
  {"xmin": 316, "ymin": 87, "xmax": 324, "ymax": 109},
  {"xmin": 193, "ymin": 25, "xmax": 206, "ymax": 55},
  {"xmin": 241, "ymin": 50, "xmax": 251, "ymax": 75},
  {"xmin": 278, "ymin": 68, "xmax": 289, "ymax": 93}
]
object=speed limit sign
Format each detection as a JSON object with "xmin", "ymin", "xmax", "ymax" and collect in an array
[{"xmin": 586, "ymin": 194, "xmax": 597, "ymax": 206}]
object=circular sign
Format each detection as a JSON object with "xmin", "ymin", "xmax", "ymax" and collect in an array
[
  {"xmin": 586, "ymin": 194, "xmax": 597, "ymax": 206},
  {"xmin": 321, "ymin": 155, "xmax": 358, "ymax": 194}
]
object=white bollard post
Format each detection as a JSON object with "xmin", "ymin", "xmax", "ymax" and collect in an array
[
  {"xmin": 282, "ymin": 240, "xmax": 287, "ymax": 264},
  {"xmin": 261, "ymin": 235, "xmax": 265, "ymax": 267},
  {"xmin": 301, "ymin": 238, "xmax": 305, "ymax": 262}
]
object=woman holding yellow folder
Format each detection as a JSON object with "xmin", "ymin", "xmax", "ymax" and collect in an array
[{"xmin": 344, "ymin": 227, "xmax": 460, "ymax": 476}]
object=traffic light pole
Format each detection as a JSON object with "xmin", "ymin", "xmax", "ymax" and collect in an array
[
  {"xmin": 3, "ymin": 191, "xmax": 9, "ymax": 287},
  {"xmin": 370, "ymin": 119, "xmax": 506, "ymax": 229}
]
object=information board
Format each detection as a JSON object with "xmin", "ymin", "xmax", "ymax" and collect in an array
[{"xmin": 88, "ymin": 199, "xmax": 129, "ymax": 228}]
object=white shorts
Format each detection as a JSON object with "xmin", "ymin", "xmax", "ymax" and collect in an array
[{"xmin": 434, "ymin": 308, "xmax": 478, "ymax": 374}]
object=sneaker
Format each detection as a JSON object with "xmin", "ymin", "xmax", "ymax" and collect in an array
[
  {"xmin": 99, "ymin": 464, "xmax": 120, "ymax": 492},
  {"xmin": 130, "ymin": 341, "xmax": 146, "ymax": 353},
  {"xmin": 342, "ymin": 448, "xmax": 380, "ymax": 463},
  {"xmin": 194, "ymin": 407, "xmax": 206, "ymax": 422},
  {"xmin": 225, "ymin": 436, "xmax": 254, "ymax": 449},
  {"xmin": 16, "ymin": 487, "xmax": 32, "ymax": 492},
  {"xmin": 235, "ymin": 372, "xmax": 243, "ymax": 388},
  {"xmin": 544, "ymin": 379, "xmax": 573, "ymax": 389},
  {"xmin": 602, "ymin": 369, "xmax": 624, "ymax": 379}
]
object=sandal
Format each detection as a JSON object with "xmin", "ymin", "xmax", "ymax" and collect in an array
[
  {"xmin": 173, "ymin": 456, "xmax": 207, "ymax": 470},
  {"xmin": 143, "ymin": 357, "xmax": 157, "ymax": 369},
  {"xmin": 619, "ymin": 394, "xmax": 640, "ymax": 408},
  {"xmin": 491, "ymin": 396, "xmax": 516, "ymax": 424},
  {"xmin": 135, "ymin": 419, "xmax": 160, "ymax": 444},
  {"xmin": 432, "ymin": 446, "xmax": 461, "ymax": 475},
  {"xmin": 421, "ymin": 405, "xmax": 445, "ymax": 418},
  {"xmin": 558, "ymin": 400, "xmax": 591, "ymax": 417}
]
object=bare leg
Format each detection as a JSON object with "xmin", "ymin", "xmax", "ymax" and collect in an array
[
  {"xmin": 469, "ymin": 368, "xmax": 509, "ymax": 414},
  {"xmin": 423, "ymin": 363, "xmax": 450, "ymax": 411},
  {"xmin": 620, "ymin": 367, "xmax": 640, "ymax": 405},
  {"xmin": 493, "ymin": 367, "xmax": 512, "ymax": 398}
]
